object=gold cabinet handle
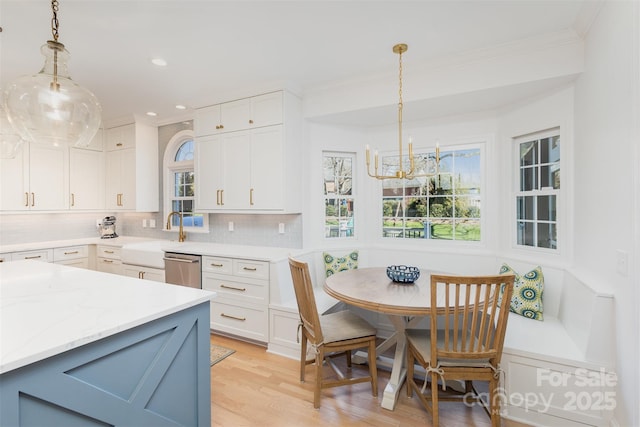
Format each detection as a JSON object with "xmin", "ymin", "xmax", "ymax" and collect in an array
[
  {"xmin": 249, "ymin": 119, "xmax": 254, "ymax": 124},
  {"xmin": 116, "ymin": 142, "xmax": 123, "ymax": 147},
  {"xmin": 104, "ymin": 250, "xmax": 115, "ymax": 254},
  {"xmin": 243, "ymin": 266, "xmax": 257, "ymax": 272},
  {"xmin": 220, "ymin": 189, "xmax": 224, "ymax": 205},
  {"xmin": 24, "ymin": 255, "xmax": 42, "ymax": 259},
  {"xmin": 221, "ymin": 313, "xmax": 246, "ymax": 321},
  {"xmin": 250, "ymin": 188, "xmax": 254, "ymax": 206},
  {"xmin": 24, "ymin": 192, "xmax": 29, "ymax": 207},
  {"xmin": 216, "ymin": 189, "xmax": 220, "ymax": 206},
  {"xmin": 64, "ymin": 251, "xmax": 79, "ymax": 255},
  {"xmin": 211, "ymin": 263, "xmax": 224, "ymax": 267},
  {"xmin": 220, "ymin": 284, "xmax": 246, "ymax": 292},
  {"xmin": 31, "ymin": 192, "xmax": 35, "ymax": 207},
  {"xmin": 71, "ymin": 193, "xmax": 75, "ymax": 207},
  {"xmin": 138, "ymin": 271, "xmax": 145, "ymax": 279},
  {"xmin": 102, "ymin": 259, "xmax": 114, "ymax": 263}
]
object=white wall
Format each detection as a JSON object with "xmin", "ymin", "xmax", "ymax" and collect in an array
[{"xmin": 573, "ymin": 2, "xmax": 639, "ymax": 425}]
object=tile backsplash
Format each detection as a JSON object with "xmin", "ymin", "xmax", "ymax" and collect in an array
[{"xmin": 0, "ymin": 212, "xmax": 302, "ymax": 248}]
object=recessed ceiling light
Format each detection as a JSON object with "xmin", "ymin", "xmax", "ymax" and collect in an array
[
  {"xmin": 146, "ymin": 111, "xmax": 157, "ymax": 117},
  {"xmin": 175, "ymin": 104, "xmax": 187, "ymax": 110},
  {"xmin": 150, "ymin": 58, "xmax": 167, "ymax": 67}
]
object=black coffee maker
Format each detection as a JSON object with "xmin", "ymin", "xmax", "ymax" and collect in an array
[{"xmin": 99, "ymin": 216, "xmax": 118, "ymax": 239}]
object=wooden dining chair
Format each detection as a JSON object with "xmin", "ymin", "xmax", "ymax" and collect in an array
[
  {"xmin": 406, "ymin": 274, "xmax": 515, "ymax": 427},
  {"xmin": 288, "ymin": 257, "xmax": 378, "ymax": 408}
]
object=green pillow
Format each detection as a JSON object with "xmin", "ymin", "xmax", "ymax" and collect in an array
[
  {"xmin": 323, "ymin": 250, "xmax": 358, "ymax": 277},
  {"xmin": 499, "ymin": 263, "xmax": 544, "ymax": 321}
]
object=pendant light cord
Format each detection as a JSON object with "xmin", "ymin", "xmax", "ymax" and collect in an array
[{"xmin": 51, "ymin": 0, "xmax": 60, "ymax": 42}]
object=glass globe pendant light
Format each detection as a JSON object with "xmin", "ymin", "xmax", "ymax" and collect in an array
[{"xmin": 3, "ymin": 0, "xmax": 101, "ymax": 149}]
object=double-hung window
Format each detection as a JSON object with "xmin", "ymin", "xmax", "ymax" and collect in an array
[
  {"xmin": 380, "ymin": 145, "xmax": 482, "ymax": 241},
  {"xmin": 164, "ymin": 130, "xmax": 208, "ymax": 232},
  {"xmin": 515, "ymin": 130, "xmax": 560, "ymax": 250},
  {"xmin": 323, "ymin": 152, "xmax": 355, "ymax": 238}
]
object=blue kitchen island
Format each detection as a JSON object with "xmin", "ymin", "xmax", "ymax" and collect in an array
[{"xmin": 0, "ymin": 260, "xmax": 214, "ymax": 427}]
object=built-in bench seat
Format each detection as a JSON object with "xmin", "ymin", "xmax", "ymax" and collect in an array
[{"xmin": 267, "ymin": 247, "xmax": 616, "ymax": 427}]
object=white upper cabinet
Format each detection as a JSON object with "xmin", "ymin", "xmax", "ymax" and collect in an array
[
  {"xmin": 0, "ymin": 142, "xmax": 68, "ymax": 211},
  {"xmin": 194, "ymin": 91, "xmax": 284, "ymax": 137},
  {"xmin": 70, "ymin": 148, "xmax": 104, "ymax": 210},
  {"xmin": 194, "ymin": 90, "xmax": 301, "ymax": 213},
  {"xmin": 105, "ymin": 122, "xmax": 158, "ymax": 212}
]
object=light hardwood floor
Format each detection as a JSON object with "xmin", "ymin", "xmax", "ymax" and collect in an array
[{"xmin": 210, "ymin": 334, "xmax": 531, "ymax": 427}]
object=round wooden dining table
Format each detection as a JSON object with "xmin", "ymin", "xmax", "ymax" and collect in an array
[{"xmin": 324, "ymin": 267, "xmax": 436, "ymax": 411}]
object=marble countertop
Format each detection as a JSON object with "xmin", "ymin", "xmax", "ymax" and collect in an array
[{"xmin": 0, "ymin": 261, "xmax": 214, "ymax": 374}]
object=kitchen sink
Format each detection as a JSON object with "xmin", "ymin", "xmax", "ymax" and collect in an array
[{"xmin": 120, "ymin": 240, "xmax": 182, "ymax": 269}]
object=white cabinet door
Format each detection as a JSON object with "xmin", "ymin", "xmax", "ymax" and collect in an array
[
  {"xmin": 222, "ymin": 131, "xmax": 251, "ymax": 209},
  {"xmin": 28, "ymin": 143, "xmax": 68, "ymax": 211},
  {"xmin": 123, "ymin": 265, "xmax": 165, "ymax": 282},
  {"xmin": 0, "ymin": 143, "xmax": 29, "ymax": 211},
  {"xmin": 105, "ymin": 124, "xmax": 135, "ymax": 151},
  {"xmin": 250, "ymin": 92, "xmax": 282, "ymax": 128},
  {"xmin": 194, "ymin": 104, "xmax": 222, "ymax": 137},
  {"xmin": 221, "ymin": 98, "xmax": 251, "ymax": 133},
  {"xmin": 105, "ymin": 148, "xmax": 136, "ymax": 210},
  {"xmin": 70, "ymin": 148, "xmax": 104, "ymax": 210},
  {"xmin": 195, "ymin": 135, "xmax": 225, "ymax": 210},
  {"xmin": 250, "ymin": 126, "xmax": 283, "ymax": 210},
  {"xmin": 1, "ymin": 142, "xmax": 70, "ymax": 212}
]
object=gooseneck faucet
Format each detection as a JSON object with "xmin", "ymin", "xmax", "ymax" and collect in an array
[{"xmin": 166, "ymin": 211, "xmax": 186, "ymax": 242}]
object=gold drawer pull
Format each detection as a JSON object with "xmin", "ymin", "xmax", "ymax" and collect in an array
[
  {"xmin": 221, "ymin": 313, "xmax": 246, "ymax": 321},
  {"xmin": 116, "ymin": 142, "xmax": 123, "ymax": 147},
  {"xmin": 24, "ymin": 255, "xmax": 42, "ymax": 259},
  {"xmin": 243, "ymin": 266, "xmax": 257, "ymax": 271},
  {"xmin": 102, "ymin": 259, "xmax": 114, "ymax": 264},
  {"xmin": 211, "ymin": 263, "xmax": 224, "ymax": 267},
  {"xmin": 220, "ymin": 284, "xmax": 246, "ymax": 292},
  {"xmin": 104, "ymin": 250, "xmax": 115, "ymax": 254},
  {"xmin": 249, "ymin": 119, "xmax": 254, "ymax": 124},
  {"xmin": 64, "ymin": 251, "xmax": 79, "ymax": 255}
]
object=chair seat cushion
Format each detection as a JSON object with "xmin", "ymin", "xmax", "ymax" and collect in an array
[
  {"xmin": 320, "ymin": 310, "xmax": 376, "ymax": 343},
  {"xmin": 406, "ymin": 329, "xmax": 491, "ymax": 368}
]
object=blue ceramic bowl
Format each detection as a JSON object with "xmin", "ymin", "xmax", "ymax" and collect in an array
[{"xmin": 386, "ymin": 265, "xmax": 420, "ymax": 283}]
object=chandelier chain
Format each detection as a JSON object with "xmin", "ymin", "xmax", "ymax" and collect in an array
[{"xmin": 51, "ymin": 0, "xmax": 60, "ymax": 42}]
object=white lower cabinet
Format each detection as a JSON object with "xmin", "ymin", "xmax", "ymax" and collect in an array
[
  {"xmin": 123, "ymin": 264, "xmax": 165, "ymax": 282},
  {"xmin": 202, "ymin": 256, "xmax": 269, "ymax": 343},
  {"xmin": 96, "ymin": 245, "xmax": 124, "ymax": 275},
  {"xmin": 54, "ymin": 245, "xmax": 89, "ymax": 269}
]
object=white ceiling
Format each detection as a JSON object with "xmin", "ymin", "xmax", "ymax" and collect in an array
[{"xmin": 0, "ymin": 0, "xmax": 592, "ymax": 127}]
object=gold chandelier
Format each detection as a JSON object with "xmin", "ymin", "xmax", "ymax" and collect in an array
[{"xmin": 365, "ymin": 44, "xmax": 440, "ymax": 180}]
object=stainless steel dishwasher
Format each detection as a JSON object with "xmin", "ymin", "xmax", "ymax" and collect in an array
[{"xmin": 163, "ymin": 252, "xmax": 201, "ymax": 288}]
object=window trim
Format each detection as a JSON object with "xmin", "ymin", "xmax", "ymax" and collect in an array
[
  {"xmin": 323, "ymin": 151, "xmax": 356, "ymax": 239},
  {"xmin": 512, "ymin": 128, "xmax": 560, "ymax": 253},
  {"xmin": 377, "ymin": 141, "xmax": 485, "ymax": 245},
  {"xmin": 163, "ymin": 129, "xmax": 209, "ymax": 233}
]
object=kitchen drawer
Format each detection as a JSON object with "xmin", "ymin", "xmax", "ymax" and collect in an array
[
  {"xmin": 202, "ymin": 256, "xmax": 232, "ymax": 274},
  {"xmin": 203, "ymin": 275, "xmax": 267, "ymax": 305},
  {"xmin": 233, "ymin": 259, "xmax": 269, "ymax": 280},
  {"xmin": 210, "ymin": 300, "xmax": 268, "ymax": 343},
  {"xmin": 11, "ymin": 249, "xmax": 53, "ymax": 262},
  {"xmin": 96, "ymin": 257, "xmax": 123, "ymax": 275},
  {"xmin": 54, "ymin": 245, "xmax": 88, "ymax": 261},
  {"xmin": 97, "ymin": 245, "xmax": 121, "ymax": 260}
]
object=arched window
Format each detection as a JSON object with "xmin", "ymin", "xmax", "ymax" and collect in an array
[{"xmin": 163, "ymin": 130, "xmax": 208, "ymax": 232}]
